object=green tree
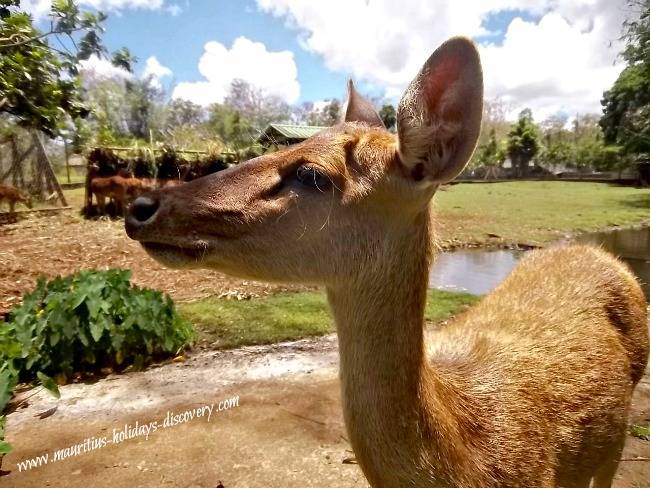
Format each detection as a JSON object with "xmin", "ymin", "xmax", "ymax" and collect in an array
[
  {"xmin": 111, "ymin": 47, "xmax": 137, "ymax": 74},
  {"xmin": 621, "ymin": 0, "xmax": 649, "ymax": 66},
  {"xmin": 78, "ymin": 75, "xmax": 129, "ymax": 144},
  {"xmin": 379, "ymin": 104, "xmax": 396, "ymax": 131},
  {"xmin": 469, "ymin": 98, "xmax": 511, "ymax": 169},
  {"xmin": 507, "ymin": 108, "xmax": 541, "ymax": 177},
  {"xmin": 0, "ymin": 0, "xmax": 108, "ymax": 135},
  {"xmin": 207, "ymin": 103, "xmax": 254, "ymax": 150},
  {"xmin": 600, "ymin": 66, "xmax": 650, "ymax": 154},
  {"xmin": 540, "ymin": 138, "xmax": 572, "ymax": 170},
  {"xmin": 600, "ymin": 0, "xmax": 650, "ymax": 156},
  {"xmin": 77, "ymin": 53, "xmax": 169, "ymax": 144},
  {"xmin": 296, "ymin": 99, "xmax": 340, "ymax": 126},
  {"xmin": 125, "ymin": 77, "xmax": 164, "ymax": 140},
  {"xmin": 321, "ymin": 99, "xmax": 341, "ymax": 126},
  {"xmin": 166, "ymin": 99, "xmax": 205, "ymax": 129},
  {"xmin": 477, "ymin": 129, "xmax": 505, "ymax": 164},
  {"xmin": 474, "ymin": 128, "xmax": 505, "ymax": 178},
  {"xmin": 224, "ymin": 79, "xmax": 290, "ymax": 130}
]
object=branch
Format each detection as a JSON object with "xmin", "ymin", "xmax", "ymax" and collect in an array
[{"xmin": 0, "ymin": 26, "xmax": 88, "ymax": 50}]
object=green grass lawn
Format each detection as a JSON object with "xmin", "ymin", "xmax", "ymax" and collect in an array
[
  {"xmin": 62, "ymin": 187, "xmax": 86, "ymax": 209},
  {"xmin": 434, "ymin": 181, "xmax": 650, "ymax": 246},
  {"xmin": 55, "ymin": 170, "xmax": 86, "ymax": 185},
  {"xmin": 24, "ymin": 187, "xmax": 85, "ymax": 211},
  {"xmin": 179, "ymin": 289, "xmax": 479, "ymax": 349}
]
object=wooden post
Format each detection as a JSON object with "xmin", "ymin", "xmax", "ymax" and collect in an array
[
  {"xmin": 31, "ymin": 132, "xmax": 67, "ymax": 207},
  {"xmin": 64, "ymin": 138, "xmax": 71, "ymax": 184}
]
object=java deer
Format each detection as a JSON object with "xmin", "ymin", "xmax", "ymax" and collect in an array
[
  {"xmin": 125, "ymin": 38, "xmax": 649, "ymax": 487},
  {"xmin": 0, "ymin": 183, "xmax": 32, "ymax": 213}
]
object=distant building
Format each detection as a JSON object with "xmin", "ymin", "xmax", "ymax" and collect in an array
[{"xmin": 258, "ymin": 124, "xmax": 327, "ymax": 147}]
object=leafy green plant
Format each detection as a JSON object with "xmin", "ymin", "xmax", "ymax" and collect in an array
[
  {"xmin": 0, "ymin": 268, "xmax": 192, "ymax": 456},
  {"xmin": 2, "ymin": 269, "xmax": 193, "ymax": 381},
  {"xmin": 630, "ymin": 424, "xmax": 650, "ymax": 441},
  {"xmin": 0, "ymin": 331, "xmax": 59, "ymax": 457}
]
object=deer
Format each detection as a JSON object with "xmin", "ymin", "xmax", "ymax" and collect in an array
[
  {"xmin": 0, "ymin": 183, "xmax": 32, "ymax": 213},
  {"xmin": 124, "ymin": 38, "xmax": 649, "ymax": 487}
]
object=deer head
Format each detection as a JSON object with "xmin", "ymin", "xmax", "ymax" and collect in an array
[{"xmin": 125, "ymin": 37, "xmax": 483, "ymax": 285}]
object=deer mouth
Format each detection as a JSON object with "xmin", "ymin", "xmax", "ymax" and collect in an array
[{"xmin": 140, "ymin": 241, "xmax": 210, "ymax": 267}]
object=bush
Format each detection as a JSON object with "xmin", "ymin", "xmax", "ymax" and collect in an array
[
  {"xmin": 0, "ymin": 269, "xmax": 193, "ymax": 455},
  {"xmin": 1, "ymin": 269, "xmax": 193, "ymax": 382}
]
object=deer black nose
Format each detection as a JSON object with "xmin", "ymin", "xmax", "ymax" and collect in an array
[{"xmin": 129, "ymin": 195, "xmax": 159, "ymax": 224}]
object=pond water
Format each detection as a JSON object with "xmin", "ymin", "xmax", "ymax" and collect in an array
[{"xmin": 429, "ymin": 226, "xmax": 650, "ymax": 298}]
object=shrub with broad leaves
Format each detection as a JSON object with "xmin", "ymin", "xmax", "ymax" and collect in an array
[{"xmin": 0, "ymin": 268, "xmax": 193, "ymax": 456}]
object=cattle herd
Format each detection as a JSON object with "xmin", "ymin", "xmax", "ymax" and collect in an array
[
  {"xmin": 85, "ymin": 148, "xmax": 230, "ymax": 217},
  {"xmin": 0, "ymin": 148, "xmax": 232, "ymax": 218},
  {"xmin": 88, "ymin": 172, "xmax": 184, "ymax": 216}
]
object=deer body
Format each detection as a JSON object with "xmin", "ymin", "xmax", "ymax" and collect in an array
[
  {"xmin": 125, "ymin": 38, "xmax": 649, "ymax": 487},
  {"xmin": 331, "ymin": 227, "xmax": 647, "ymax": 487},
  {"xmin": 0, "ymin": 183, "xmax": 32, "ymax": 213}
]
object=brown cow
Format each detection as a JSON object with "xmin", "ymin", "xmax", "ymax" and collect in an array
[
  {"xmin": 90, "ymin": 176, "xmax": 155, "ymax": 215},
  {"xmin": 0, "ymin": 184, "xmax": 32, "ymax": 213}
]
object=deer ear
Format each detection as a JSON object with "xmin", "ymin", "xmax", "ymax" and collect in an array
[
  {"xmin": 397, "ymin": 37, "xmax": 483, "ymax": 184},
  {"xmin": 342, "ymin": 80, "xmax": 385, "ymax": 128}
]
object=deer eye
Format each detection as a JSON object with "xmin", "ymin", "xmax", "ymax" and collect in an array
[{"xmin": 296, "ymin": 166, "xmax": 331, "ymax": 191}]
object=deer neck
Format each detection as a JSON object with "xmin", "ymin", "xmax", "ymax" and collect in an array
[{"xmin": 326, "ymin": 209, "xmax": 461, "ymax": 484}]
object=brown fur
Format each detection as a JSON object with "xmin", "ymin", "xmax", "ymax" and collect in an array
[
  {"xmin": 90, "ymin": 176, "xmax": 155, "ymax": 215},
  {"xmin": 0, "ymin": 183, "xmax": 32, "ymax": 213},
  {"xmin": 125, "ymin": 38, "xmax": 649, "ymax": 487}
]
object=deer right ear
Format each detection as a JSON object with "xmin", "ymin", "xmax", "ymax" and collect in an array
[{"xmin": 397, "ymin": 37, "xmax": 483, "ymax": 184}]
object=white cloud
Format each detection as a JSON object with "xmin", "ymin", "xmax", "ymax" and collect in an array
[
  {"xmin": 143, "ymin": 56, "xmax": 172, "ymax": 79},
  {"xmin": 481, "ymin": 11, "xmax": 624, "ymax": 120},
  {"xmin": 23, "ymin": 0, "xmax": 168, "ymax": 18},
  {"xmin": 21, "ymin": 0, "xmax": 52, "ymax": 18},
  {"xmin": 78, "ymin": 54, "xmax": 133, "ymax": 81},
  {"xmin": 142, "ymin": 56, "xmax": 173, "ymax": 88},
  {"xmin": 166, "ymin": 3, "xmax": 182, "ymax": 16},
  {"xmin": 256, "ymin": 0, "xmax": 628, "ymax": 119},
  {"xmin": 77, "ymin": 0, "xmax": 164, "ymax": 9},
  {"xmin": 172, "ymin": 36, "xmax": 300, "ymax": 106}
]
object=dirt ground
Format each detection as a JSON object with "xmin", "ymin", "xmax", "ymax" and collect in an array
[
  {"xmin": 0, "ymin": 212, "xmax": 304, "ymax": 316},
  {"xmin": 1, "ymin": 335, "xmax": 649, "ymax": 488}
]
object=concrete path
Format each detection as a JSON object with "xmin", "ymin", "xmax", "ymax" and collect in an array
[{"xmin": 2, "ymin": 334, "xmax": 649, "ymax": 487}]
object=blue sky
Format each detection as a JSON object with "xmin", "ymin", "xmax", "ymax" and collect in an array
[
  {"xmin": 100, "ymin": 0, "xmax": 351, "ymax": 102},
  {"xmin": 30, "ymin": 0, "xmax": 628, "ymax": 119},
  {"xmin": 101, "ymin": 2, "xmax": 542, "ymax": 104}
]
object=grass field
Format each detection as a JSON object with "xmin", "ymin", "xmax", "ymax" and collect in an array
[
  {"xmin": 55, "ymin": 170, "xmax": 86, "ymax": 185},
  {"xmin": 179, "ymin": 289, "xmax": 479, "ymax": 349},
  {"xmin": 434, "ymin": 181, "xmax": 650, "ymax": 247},
  {"xmin": 62, "ymin": 186, "xmax": 85, "ymax": 209}
]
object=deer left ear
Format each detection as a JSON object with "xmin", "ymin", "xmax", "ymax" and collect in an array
[
  {"xmin": 342, "ymin": 80, "xmax": 385, "ymax": 128},
  {"xmin": 397, "ymin": 37, "xmax": 483, "ymax": 184}
]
